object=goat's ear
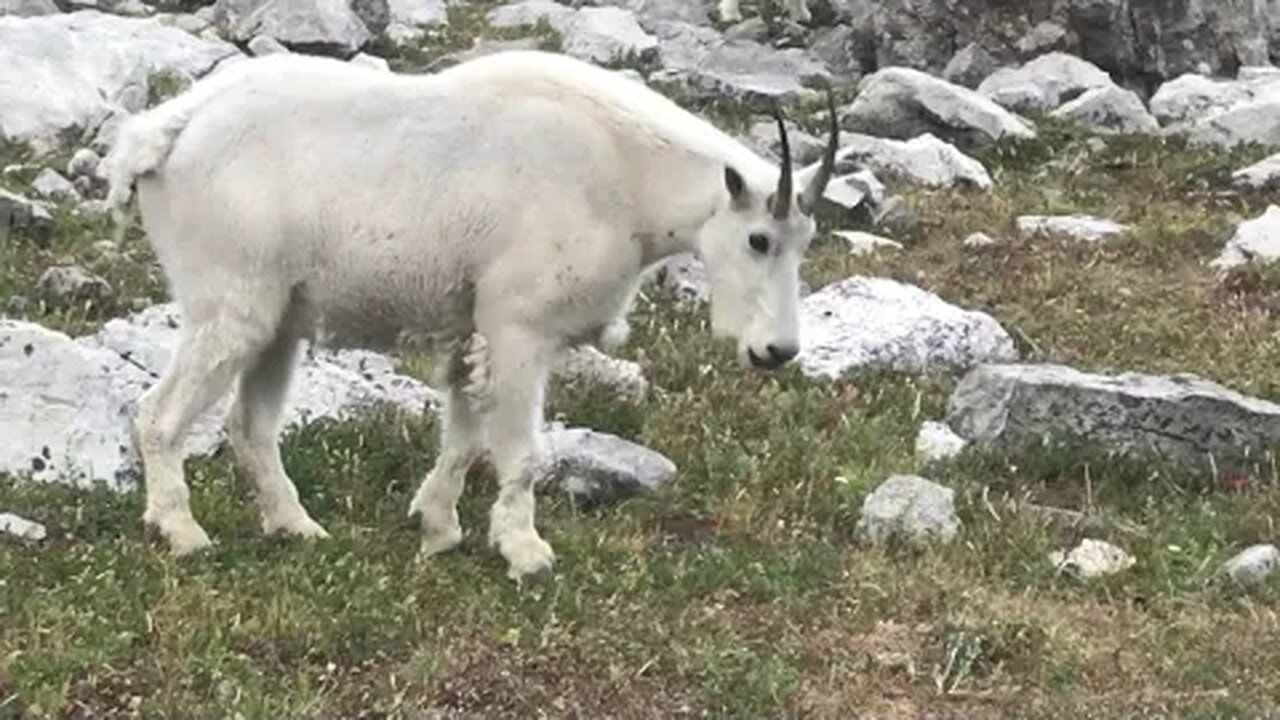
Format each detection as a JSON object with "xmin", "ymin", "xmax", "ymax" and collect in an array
[{"xmin": 725, "ymin": 166, "xmax": 750, "ymax": 209}]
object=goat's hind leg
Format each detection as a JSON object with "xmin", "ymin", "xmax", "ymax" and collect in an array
[
  {"xmin": 226, "ymin": 313, "xmax": 328, "ymax": 540},
  {"xmin": 135, "ymin": 312, "xmax": 274, "ymax": 555}
]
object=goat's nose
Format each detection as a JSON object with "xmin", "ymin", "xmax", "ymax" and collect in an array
[{"xmin": 766, "ymin": 343, "xmax": 799, "ymax": 365}]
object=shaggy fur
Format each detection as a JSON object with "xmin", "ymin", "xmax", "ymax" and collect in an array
[{"xmin": 104, "ymin": 50, "xmax": 820, "ymax": 579}]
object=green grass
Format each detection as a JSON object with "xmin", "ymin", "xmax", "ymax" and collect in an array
[{"xmin": 6, "ymin": 43, "xmax": 1280, "ymax": 717}]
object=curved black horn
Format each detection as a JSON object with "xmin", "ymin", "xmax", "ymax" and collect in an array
[
  {"xmin": 769, "ymin": 100, "xmax": 793, "ymax": 220},
  {"xmin": 801, "ymin": 87, "xmax": 840, "ymax": 215}
]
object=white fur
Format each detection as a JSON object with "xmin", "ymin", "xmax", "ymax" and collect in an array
[
  {"xmin": 719, "ymin": 0, "xmax": 811, "ymax": 23},
  {"xmin": 105, "ymin": 51, "xmax": 816, "ymax": 579}
]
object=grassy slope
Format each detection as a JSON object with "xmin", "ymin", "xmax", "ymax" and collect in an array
[{"xmin": 4, "ymin": 14, "xmax": 1280, "ymax": 720}]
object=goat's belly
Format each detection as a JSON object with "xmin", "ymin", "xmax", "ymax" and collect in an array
[{"xmin": 305, "ymin": 268, "xmax": 475, "ymax": 352}]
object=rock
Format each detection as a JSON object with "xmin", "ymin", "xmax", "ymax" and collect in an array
[
  {"xmin": 76, "ymin": 199, "xmax": 112, "ymax": 218},
  {"xmin": 0, "ymin": 0, "xmax": 57, "ymax": 16},
  {"xmin": 384, "ymin": 0, "xmax": 446, "ymax": 43},
  {"xmin": 36, "ymin": 265, "xmax": 115, "ymax": 308},
  {"xmin": 247, "ymin": 33, "xmax": 290, "ymax": 55},
  {"xmin": 647, "ymin": 20, "xmax": 830, "ymax": 103},
  {"xmin": 798, "ymin": 276, "xmax": 1018, "ymax": 379},
  {"xmin": 1149, "ymin": 73, "xmax": 1252, "ymax": 127},
  {"xmin": 963, "ymin": 231, "xmax": 996, "ymax": 248},
  {"xmin": 1223, "ymin": 544, "xmax": 1279, "ymax": 585},
  {"xmin": 30, "ymin": 168, "xmax": 80, "ymax": 203},
  {"xmin": 1016, "ymin": 215, "xmax": 1130, "ymax": 243},
  {"xmin": 827, "ymin": 132, "xmax": 992, "ymax": 190},
  {"xmin": 856, "ymin": 475, "xmax": 960, "ymax": 546},
  {"xmin": 0, "ymin": 12, "xmax": 238, "ymax": 147},
  {"xmin": 552, "ymin": 345, "xmax": 648, "ymax": 404},
  {"xmin": 588, "ymin": 0, "xmax": 716, "ymax": 28},
  {"xmin": 112, "ymin": 0, "xmax": 156, "ymax": 17},
  {"xmin": 831, "ymin": 230, "xmax": 902, "ymax": 257},
  {"xmin": 809, "ymin": 24, "xmax": 863, "ymax": 82},
  {"xmin": 943, "ymin": 43, "xmax": 997, "ymax": 90},
  {"xmin": 819, "ymin": 174, "xmax": 870, "ymax": 213},
  {"xmin": 5, "ymin": 295, "xmax": 30, "ymax": 316},
  {"xmin": 841, "ymin": 67, "xmax": 1035, "ymax": 150},
  {"xmin": 163, "ymin": 11, "xmax": 213, "ymax": 35},
  {"xmin": 490, "ymin": 2, "xmax": 657, "ymax": 64},
  {"xmin": 349, "ymin": 51, "xmax": 389, "ymax": 70},
  {"xmin": 66, "ymin": 149, "xmax": 102, "ymax": 180},
  {"xmin": 0, "ymin": 512, "xmax": 46, "ymax": 541},
  {"xmin": 1211, "ymin": 205, "xmax": 1280, "ymax": 269},
  {"xmin": 214, "ymin": 0, "xmax": 383, "ymax": 57},
  {"xmin": 871, "ymin": 195, "xmax": 918, "ymax": 236},
  {"xmin": 977, "ymin": 53, "xmax": 1114, "ymax": 114},
  {"xmin": 1232, "ymin": 153, "xmax": 1280, "ymax": 191},
  {"xmin": 947, "ymin": 363, "xmax": 1280, "ymax": 471},
  {"xmin": 915, "ymin": 421, "xmax": 967, "ymax": 467},
  {"xmin": 649, "ymin": 252, "xmax": 708, "ymax": 306},
  {"xmin": 543, "ymin": 424, "xmax": 675, "ymax": 507},
  {"xmin": 0, "ymin": 189, "xmax": 54, "ymax": 245},
  {"xmin": 1184, "ymin": 100, "xmax": 1280, "ymax": 149},
  {"xmin": 0, "ymin": 305, "xmax": 439, "ymax": 487},
  {"xmin": 1016, "ymin": 20, "xmax": 1070, "ymax": 56},
  {"xmin": 746, "ymin": 119, "xmax": 825, "ymax": 166},
  {"xmin": 1050, "ymin": 539, "xmax": 1134, "ymax": 579},
  {"xmin": 1050, "ymin": 84, "xmax": 1158, "ymax": 134}
]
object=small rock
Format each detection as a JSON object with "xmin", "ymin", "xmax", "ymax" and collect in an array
[
  {"xmin": 872, "ymin": 195, "xmax": 918, "ymax": 236},
  {"xmin": 842, "ymin": 170, "xmax": 886, "ymax": 207},
  {"xmin": 1185, "ymin": 99, "xmax": 1280, "ymax": 149},
  {"xmin": 36, "ymin": 265, "xmax": 116, "ymax": 308},
  {"xmin": 1016, "ymin": 215, "xmax": 1130, "ymax": 243},
  {"xmin": 543, "ymin": 424, "xmax": 675, "ymax": 508},
  {"xmin": 1051, "ymin": 85, "xmax": 1159, "ymax": 134},
  {"xmin": 1223, "ymin": 544, "xmax": 1279, "ymax": 585},
  {"xmin": 857, "ymin": 475, "xmax": 960, "ymax": 546},
  {"xmin": 247, "ymin": 33, "xmax": 290, "ymax": 56},
  {"xmin": 831, "ymin": 230, "xmax": 902, "ymax": 256},
  {"xmin": 76, "ymin": 199, "xmax": 113, "ymax": 218},
  {"xmin": 0, "ymin": 512, "xmax": 46, "ymax": 541},
  {"xmin": 746, "ymin": 118, "xmax": 825, "ymax": 166},
  {"xmin": 1211, "ymin": 205, "xmax": 1280, "ymax": 269},
  {"xmin": 798, "ymin": 276, "xmax": 1018, "ymax": 379},
  {"xmin": 5, "ymin": 295, "xmax": 30, "ymax": 316},
  {"xmin": 1050, "ymin": 538, "xmax": 1134, "ymax": 579},
  {"xmin": 1149, "ymin": 73, "xmax": 1251, "ymax": 127},
  {"xmin": 914, "ymin": 421, "xmax": 967, "ymax": 467},
  {"xmin": 843, "ymin": 67, "xmax": 1035, "ymax": 150},
  {"xmin": 552, "ymin": 345, "xmax": 648, "ymax": 404},
  {"xmin": 942, "ymin": 43, "xmax": 997, "ymax": 90},
  {"xmin": 1232, "ymin": 154, "xmax": 1280, "ymax": 191},
  {"xmin": 66, "ymin": 148, "xmax": 101, "ymax": 180},
  {"xmin": 1016, "ymin": 20, "xmax": 1069, "ymax": 56},
  {"xmin": 722, "ymin": 16, "xmax": 767, "ymax": 43},
  {"xmin": 349, "ymin": 52, "xmax": 389, "ymax": 71},
  {"xmin": 30, "ymin": 168, "xmax": 80, "ymax": 203},
  {"xmin": 963, "ymin": 231, "xmax": 996, "ymax": 248},
  {"xmin": 112, "ymin": 0, "xmax": 155, "ymax": 17},
  {"xmin": 0, "ymin": 189, "xmax": 54, "ymax": 245},
  {"xmin": 165, "ymin": 12, "xmax": 213, "ymax": 35}
]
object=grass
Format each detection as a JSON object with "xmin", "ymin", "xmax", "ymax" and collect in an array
[{"xmin": 5, "ymin": 42, "xmax": 1280, "ymax": 720}]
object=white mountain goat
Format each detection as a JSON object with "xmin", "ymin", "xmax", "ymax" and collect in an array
[
  {"xmin": 104, "ymin": 50, "xmax": 836, "ymax": 579},
  {"xmin": 719, "ymin": 0, "xmax": 811, "ymax": 23}
]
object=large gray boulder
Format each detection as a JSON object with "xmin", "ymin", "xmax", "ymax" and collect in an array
[
  {"xmin": 648, "ymin": 20, "xmax": 831, "ymax": 103},
  {"xmin": 798, "ymin": 276, "xmax": 1018, "ymax": 379},
  {"xmin": 384, "ymin": 0, "xmax": 446, "ymax": 43},
  {"xmin": 1233, "ymin": 153, "xmax": 1280, "ymax": 191},
  {"xmin": 544, "ymin": 424, "xmax": 676, "ymax": 508},
  {"xmin": 1050, "ymin": 84, "xmax": 1158, "ymax": 134},
  {"xmin": 977, "ymin": 52, "xmax": 1114, "ymax": 113},
  {"xmin": 0, "ymin": 306, "xmax": 439, "ymax": 489},
  {"xmin": 948, "ymin": 363, "xmax": 1280, "ymax": 471},
  {"xmin": 0, "ymin": 189, "xmax": 54, "ymax": 245},
  {"xmin": 826, "ymin": 132, "xmax": 993, "ymax": 190},
  {"xmin": 0, "ymin": 0, "xmax": 58, "ymax": 16},
  {"xmin": 489, "ymin": 2, "xmax": 658, "ymax": 64},
  {"xmin": 0, "ymin": 11, "xmax": 238, "ymax": 147},
  {"xmin": 1211, "ymin": 205, "xmax": 1280, "ymax": 269},
  {"xmin": 841, "ymin": 67, "xmax": 1035, "ymax": 150},
  {"xmin": 214, "ymin": 0, "xmax": 386, "ymax": 57},
  {"xmin": 1149, "ymin": 73, "xmax": 1253, "ymax": 127},
  {"xmin": 1184, "ymin": 99, "xmax": 1280, "ymax": 149}
]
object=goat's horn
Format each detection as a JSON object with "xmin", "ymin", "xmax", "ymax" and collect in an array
[
  {"xmin": 801, "ymin": 87, "xmax": 839, "ymax": 214},
  {"xmin": 769, "ymin": 100, "xmax": 793, "ymax": 220}
]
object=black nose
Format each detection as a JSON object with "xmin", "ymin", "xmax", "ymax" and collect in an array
[{"xmin": 749, "ymin": 343, "xmax": 799, "ymax": 370}]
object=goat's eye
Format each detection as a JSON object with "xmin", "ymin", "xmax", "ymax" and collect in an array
[{"xmin": 748, "ymin": 233, "xmax": 770, "ymax": 254}]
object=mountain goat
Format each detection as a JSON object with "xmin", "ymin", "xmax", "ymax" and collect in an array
[
  {"xmin": 104, "ymin": 50, "xmax": 836, "ymax": 580},
  {"xmin": 720, "ymin": 0, "xmax": 811, "ymax": 23}
]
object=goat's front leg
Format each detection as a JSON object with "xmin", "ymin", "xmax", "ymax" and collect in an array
[{"xmin": 482, "ymin": 326, "xmax": 557, "ymax": 580}]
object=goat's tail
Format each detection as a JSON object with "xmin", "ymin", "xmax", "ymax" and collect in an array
[{"xmin": 103, "ymin": 60, "xmax": 248, "ymax": 243}]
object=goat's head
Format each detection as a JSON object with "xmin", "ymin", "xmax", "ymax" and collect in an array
[{"xmin": 696, "ymin": 91, "xmax": 838, "ymax": 371}]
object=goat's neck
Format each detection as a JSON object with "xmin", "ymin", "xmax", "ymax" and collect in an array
[{"xmin": 628, "ymin": 147, "xmax": 739, "ymax": 266}]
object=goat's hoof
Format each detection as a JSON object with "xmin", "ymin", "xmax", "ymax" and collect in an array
[
  {"xmin": 418, "ymin": 526, "xmax": 464, "ymax": 559},
  {"xmin": 146, "ymin": 513, "xmax": 214, "ymax": 556},
  {"xmin": 501, "ymin": 536, "xmax": 556, "ymax": 581},
  {"xmin": 264, "ymin": 513, "xmax": 330, "ymax": 540}
]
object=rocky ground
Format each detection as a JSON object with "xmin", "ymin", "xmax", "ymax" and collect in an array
[{"xmin": 5, "ymin": 0, "xmax": 1280, "ymax": 717}]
